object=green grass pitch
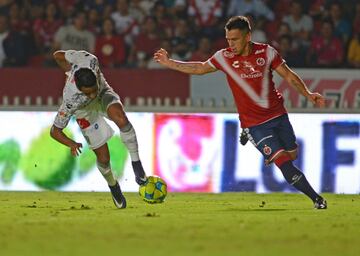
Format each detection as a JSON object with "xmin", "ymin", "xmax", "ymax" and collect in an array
[{"xmin": 0, "ymin": 192, "xmax": 359, "ymax": 256}]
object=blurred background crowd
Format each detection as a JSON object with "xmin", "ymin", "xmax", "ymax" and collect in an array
[{"xmin": 0, "ymin": 0, "xmax": 359, "ymax": 69}]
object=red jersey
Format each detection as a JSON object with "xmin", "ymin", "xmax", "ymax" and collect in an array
[{"xmin": 208, "ymin": 42, "xmax": 287, "ymax": 128}]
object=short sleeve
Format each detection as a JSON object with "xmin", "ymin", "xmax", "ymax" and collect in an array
[
  {"xmin": 207, "ymin": 50, "xmax": 224, "ymax": 70},
  {"xmin": 53, "ymin": 102, "xmax": 73, "ymax": 129},
  {"xmin": 268, "ymin": 46, "xmax": 285, "ymax": 70}
]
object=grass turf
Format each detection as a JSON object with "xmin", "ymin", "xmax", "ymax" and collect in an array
[{"xmin": 0, "ymin": 192, "xmax": 359, "ymax": 256}]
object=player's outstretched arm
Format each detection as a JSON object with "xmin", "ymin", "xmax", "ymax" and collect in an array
[
  {"xmin": 50, "ymin": 125, "xmax": 83, "ymax": 156},
  {"xmin": 153, "ymin": 48, "xmax": 216, "ymax": 75},
  {"xmin": 275, "ymin": 63, "xmax": 325, "ymax": 107},
  {"xmin": 53, "ymin": 51, "xmax": 71, "ymax": 72}
]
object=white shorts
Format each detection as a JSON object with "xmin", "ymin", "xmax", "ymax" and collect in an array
[{"xmin": 74, "ymin": 88, "xmax": 121, "ymax": 149}]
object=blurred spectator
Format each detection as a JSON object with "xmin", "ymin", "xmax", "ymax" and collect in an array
[
  {"xmin": 95, "ymin": 18, "xmax": 126, "ymax": 68},
  {"xmin": 129, "ymin": 16, "xmax": 162, "ymax": 67},
  {"xmin": 111, "ymin": 0, "xmax": 140, "ymax": 46},
  {"xmin": 87, "ymin": 8, "xmax": 102, "ymax": 34},
  {"xmin": 227, "ymin": 0, "xmax": 274, "ymax": 21},
  {"xmin": 171, "ymin": 0, "xmax": 188, "ymax": 19},
  {"xmin": 84, "ymin": 0, "xmax": 112, "ymax": 15},
  {"xmin": 55, "ymin": 0, "xmax": 78, "ymax": 23},
  {"xmin": 271, "ymin": 0, "xmax": 292, "ymax": 19},
  {"xmin": 190, "ymin": 36, "xmax": 212, "ymax": 61},
  {"xmin": 8, "ymin": 2, "xmax": 35, "ymax": 55},
  {"xmin": 0, "ymin": 14, "xmax": 8, "ymax": 66},
  {"xmin": 246, "ymin": 14, "xmax": 267, "ymax": 43},
  {"xmin": 147, "ymin": 39, "xmax": 172, "ymax": 69},
  {"xmin": 102, "ymin": 4, "xmax": 114, "ymax": 20},
  {"xmin": 282, "ymin": 0, "xmax": 313, "ymax": 52},
  {"xmin": 0, "ymin": 1, "xmax": 14, "ymax": 15},
  {"xmin": 53, "ymin": 11, "xmax": 95, "ymax": 52},
  {"xmin": 128, "ymin": 0, "xmax": 149, "ymax": 23},
  {"xmin": 8, "ymin": 3, "xmax": 30, "ymax": 33},
  {"xmin": 353, "ymin": 2, "xmax": 360, "ymax": 35},
  {"xmin": 328, "ymin": 1, "xmax": 352, "ymax": 45},
  {"xmin": 171, "ymin": 18, "xmax": 196, "ymax": 60},
  {"xmin": 278, "ymin": 34, "xmax": 304, "ymax": 67},
  {"xmin": 187, "ymin": 0, "xmax": 223, "ymax": 38},
  {"xmin": 307, "ymin": 19, "xmax": 344, "ymax": 67},
  {"xmin": 152, "ymin": 1, "xmax": 173, "ymax": 38},
  {"xmin": 0, "ymin": 14, "xmax": 28, "ymax": 66},
  {"xmin": 347, "ymin": 32, "xmax": 360, "ymax": 68},
  {"xmin": 270, "ymin": 22, "xmax": 292, "ymax": 49},
  {"xmin": 33, "ymin": 2, "xmax": 63, "ymax": 55},
  {"xmin": 308, "ymin": 0, "xmax": 326, "ymax": 19}
]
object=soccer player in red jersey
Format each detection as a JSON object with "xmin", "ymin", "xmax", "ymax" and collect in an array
[{"xmin": 154, "ymin": 16, "xmax": 327, "ymax": 209}]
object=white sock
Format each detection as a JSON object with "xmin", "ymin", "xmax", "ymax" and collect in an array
[
  {"xmin": 97, "ymin": 161, "xmax": 116, "ymax": 186},
  {"xmin": 120, "ymin": 122, "xmax": 140, "ymax": 162}
]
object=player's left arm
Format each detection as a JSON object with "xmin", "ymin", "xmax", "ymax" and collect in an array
[{"xmin": 275, "ymin": 63, "xmax": 325, "ymax": 107}]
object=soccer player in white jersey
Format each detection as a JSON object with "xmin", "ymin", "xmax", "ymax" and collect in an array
[
  {"xmin": 50, "ymin": 50, "xmax": 147, "ymax": 209},
  {"xmin": 154, "ymin": 16, "xmax": 327, "ymax": 209}
]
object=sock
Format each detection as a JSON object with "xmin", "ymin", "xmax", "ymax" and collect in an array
[
  {"xmin": 119, "ymin": 122, "xmax": 140, "ymax": 162},
  {"xmin": 97, "ymin": 161, "xmax": 117, "ymax": 186},
  {"xmin": 132, "ymin": 160, "xmax": 146, "ymax": 179},
  {"xmin": 277, "ymin": 161, "xmax": 320, "ymax": 202}
]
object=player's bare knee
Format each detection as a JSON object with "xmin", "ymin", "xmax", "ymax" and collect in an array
[
  {"xmin": 107, "ymin": 104, "xmax": 128, "ymax": 128},
  {"xmin": 288, "ymin": 150, "xmax": 298, "ymax": 161}
]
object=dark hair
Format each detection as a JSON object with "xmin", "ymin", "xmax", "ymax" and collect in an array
[
  {"xmin": 225, "ymin": 16, "xmax": 251, "ymax": 33},
  {"xmin": 74, "ymin": 68, "xmax": 97, "ymax": 90}
]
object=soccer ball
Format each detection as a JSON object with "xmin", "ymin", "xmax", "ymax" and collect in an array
[{"xmin": 139, "ymin": 176, "xmax": 167, "ymax": 203}]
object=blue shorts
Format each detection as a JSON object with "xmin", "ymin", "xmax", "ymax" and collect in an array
[{"xmin": 243, "ymin": 114, "xmax": 297, "ymax": 162}]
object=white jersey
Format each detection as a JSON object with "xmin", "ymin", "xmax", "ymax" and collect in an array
[{"xmin": 53, "ymin": 50, "xmax": 111, "ymax": 129}]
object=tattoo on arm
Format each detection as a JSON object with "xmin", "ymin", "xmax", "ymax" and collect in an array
[
  {"xmin": 289, "ymin": 77, "xmax": 310, "ymax": 96},
  {"xmin": 171, "ymin": 60, "xmax": 208, "ymax": 75}
]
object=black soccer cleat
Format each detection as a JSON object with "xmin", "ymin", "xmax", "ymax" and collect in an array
[
  {"xmin": 314, "ymin": 197, "xmax": 327, "ymax": 210},
  {"xmin": 132, "ymin": 161, "xmax": 147, "ymax": 185},
  {"xmin": 109, "ymin": 182, "xmax": 127, "ymax": 209},
  {"xmin": 240, "ymin": 129, "xmax": 248, "ymax": 146}
]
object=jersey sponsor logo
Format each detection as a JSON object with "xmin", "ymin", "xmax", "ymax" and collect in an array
[
  {"xmin": 76, "ymin": 118, "xmax": 91, "ymax": 129},
  {"xmin": 232, "ymin": 60, "xmax": 240, "ymax": 68},
  {"xmin": 223, "ymin": 50, "xmax": 235, "ymax": 58},
  {"xmin": 255, "ymin": 49, "xmax": 265, "ymax": 54},
  {"xmin": 240, "ymin": 72, "xmax": 262, "ymax": 79},
  {"xmin": 256, "ymin": 58, "xmax": 265, "ymax": 66},
  {"xmin": 232, "ymin": 61, "xmax": 263, "ymax": 78}
]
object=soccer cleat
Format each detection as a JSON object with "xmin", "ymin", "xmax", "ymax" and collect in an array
[
  {"xmin": 314, "ymin": 197, "xmax": 327, "ymax": 210},
  {"xmin": 109, "ymin": 182, "xmax": 126, "ymax": 209},
  {"xmin": 240, "ymin": 129, "xmax": 248, "ymax": 146},
  {"xmin": 136, "ymin": 176, "xmax": 148, "ymax": 186},
  {"xmin": 132, "ymin": 161, "xmax": 147, "ymax": 185}
]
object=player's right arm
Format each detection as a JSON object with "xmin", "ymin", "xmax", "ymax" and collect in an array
[
  {"xmin": 153, "ymin": 48, "xmax": 216, "ymax": 75},
  {"xmin": 53, "ymin": 50, "xmax": 71, "ymax": 72},
  {"xmin": 50, "ymin": 103, "xmax": 82, "ymax": 156},
  {"xmin": 50, "ymin": 125, "xmax": 82, "ymax": 156}
]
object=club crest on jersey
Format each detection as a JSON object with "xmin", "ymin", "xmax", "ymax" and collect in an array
[
  {"xmin": 256, "ymin": 58, "xmax": 265, "ymax": 66},
  {"xmin": 223, "ymin": 50, "xmax": 235, "ymax": 58},
  {"xmin": 263, "ymin": 145, "xmax": 272, "ymax": 155}
]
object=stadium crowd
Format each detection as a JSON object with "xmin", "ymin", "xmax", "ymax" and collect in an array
[{"xmin": 0, "ymin": 0, "xmax": 359, "ymax": 69}]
